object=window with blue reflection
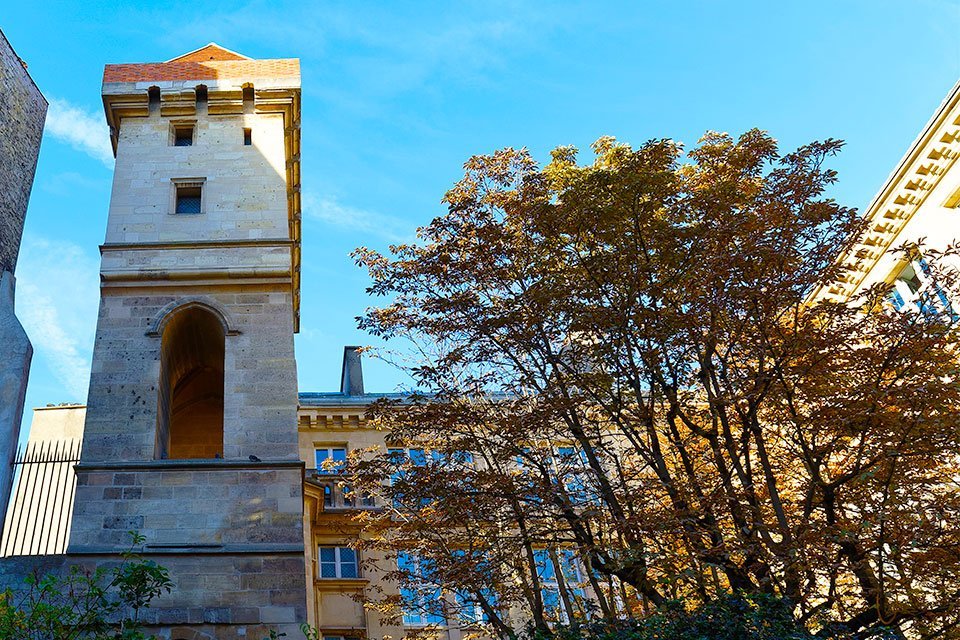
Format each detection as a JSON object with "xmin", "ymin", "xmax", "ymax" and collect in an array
[
  {"xmin": 318, "ymin": 546, "xmax": 358, "ymax": 579},
  {"xmin": 315, "ymin": 447, "xmax": 347, "ymax": 474},
  {"xmin": 890, "ymin": 257, "xmax": 955, "ymax": 318},
  {"xmin": 397, "ymin": 551, "xmax": 445, "ymax": 626}
]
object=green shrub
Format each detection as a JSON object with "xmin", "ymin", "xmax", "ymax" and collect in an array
[
  {"xmin": 0, "ymin": 532, "xmax": 172, "ymax": 640},
  {"xmin": 522, "ymin": 592, "xmax": 901, "ymax": 640}
]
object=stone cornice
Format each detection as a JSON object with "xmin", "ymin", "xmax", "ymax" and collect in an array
[
  {"xmin": 99, "ymin": 266, "xmax": 293, "ymax": 283},
  {"xmin": 312, "ymin": 578, "xmax": 369, "ymax": 591},
  {"xmin": 68, "ymin": 543, "xmax": 305, "ymax": 555},
  {"xmin": 75, "ymin": 458, "xmax": 304, "ymax": 471},
  {"xmin": 814, "ymin": 79, "xmax": 960, "ymax": 302},
  {"xmin": 100, "ymin": 238, "xmax": 295, "ymax": 253}
]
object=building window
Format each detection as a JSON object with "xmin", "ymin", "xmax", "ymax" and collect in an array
[
  {"xmin": 889, "ymin": 257, "xmax": 953, "ymax": 316},
  {"xmin": 318, "ymin": 546, "xmax": 358, "ymax": 579},
  {"xmin": 388, "ymin": 447, "xmax": 433, "ymax": 507},
  {"xmin": 397, "ymin": 552, "xmax": 445, "ymax": 627},
  {"xmin": 315, "ymin": 447, "xmax": 347, "ymax": 474},
  {"xmin": 174, "ymin": 181, "xmax": 203, "ymax": 214},
  {"xmin": 534, "ymin": 549, "xmax": 587, "ymax": 624},
  {"xmin": 243, "ymin": 128, "xmax": 252, "ymax": 146},
  {"xmin": 555, "ymin": 446, "xmax": 593, "ymax": 505},
  {"xmin": 454, "ymin": 588, "xmax": 497, "ymax": 626},
  {"xmin": 173, "ymin": 123, "xmax": 195, "ymax": 146}
]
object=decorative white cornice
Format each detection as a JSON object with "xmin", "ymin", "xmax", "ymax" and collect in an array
[{"xmin": 813, "ymin": 79, "xmax": 960, "ymax": 303}]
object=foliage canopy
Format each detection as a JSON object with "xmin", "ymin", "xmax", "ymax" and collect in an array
[{"xmin": 351, "ymin": 131, "xmax": 960, "ymax": 639}]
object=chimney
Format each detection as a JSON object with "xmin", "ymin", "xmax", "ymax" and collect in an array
[{"xmin": 340, "ymin": 346, "xmax": 364, "ymax": 396}]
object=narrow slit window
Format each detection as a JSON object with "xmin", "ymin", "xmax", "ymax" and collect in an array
[
  {"xmin": 173, "ymin": 124, "xmax": 194, "ymax": 147},
  {"xmin": 243, "ymin": 128, "xmax": 252, "ymax": 146},
  {"xmin": 175, "ymin": 183, "xmax": 202, "ymax": 214},
  {"xmin": 147, "ymin": 86, "xmax": 160, "ymax": 114}
]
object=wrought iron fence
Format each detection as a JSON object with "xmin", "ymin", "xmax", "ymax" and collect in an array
[{"xmin": 1, "ymin": 439, "xmax": 81, "ymax": 556}]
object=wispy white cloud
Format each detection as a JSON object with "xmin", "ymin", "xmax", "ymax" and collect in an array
[
  {"xmin": 302, "ymin": 191, "xmax": 412, "ymax": 243},
  {"xmin": 15, "ymin": 236, "xmax": 99, "ymax": 401},
  {"xmin": 42, "ymin": 171, "xmax": 110, "ymax": 196},
  {"xmin": 133, "ymin": 2, "xmax": 552, "ymax": 100},
  {"xmin": 44, "ymin": 98, "xmax": 114, "ymax": 168}
]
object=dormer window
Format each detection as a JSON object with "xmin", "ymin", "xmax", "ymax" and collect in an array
[
  {"xmin": 890, "ymin": 256, "xmax": 953, "ymax": 316},
  {"xmin": 173, "ymin": 124, "xmax": 194, "ymax": 146}
]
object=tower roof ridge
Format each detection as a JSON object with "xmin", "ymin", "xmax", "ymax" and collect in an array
[{"xmin": 165, "ymin": 43, "xmax": 253, "ymax": 63}]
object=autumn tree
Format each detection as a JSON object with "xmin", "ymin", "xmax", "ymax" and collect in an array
[{"xmin": 349, "ymin": 131, "xmax": 960, "ymax": 639}]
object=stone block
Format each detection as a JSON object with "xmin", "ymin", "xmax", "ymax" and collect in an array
[
  {"xmin": 259, "ymin": 606, "xmax": 296, "ymax": 624},
  {"xmin": 231, "ymin": 607, "xmax": 260, "ymax": 624},
  {"xmin": 103, "ymin": 515, "xmax": 144, "ymax": 530}
]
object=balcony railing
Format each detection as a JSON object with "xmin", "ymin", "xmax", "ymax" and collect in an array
[{"xmin": 306, "ymin": 471, "xmax": 378, "ymax": 510}]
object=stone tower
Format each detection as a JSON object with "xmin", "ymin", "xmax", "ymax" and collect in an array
[
  {"xmin": 67, "ymin": 44, "xmax": 305, "ymax": 638},
  {"xmin": 0, "ymin": 28, "xmax": 46, "ymax": 533}
]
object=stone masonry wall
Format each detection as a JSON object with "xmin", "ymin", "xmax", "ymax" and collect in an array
[
  {"xmin": 70, "ymin": 464, "xmax": 303, "ymax": 550},
  {"xmin": 105, "ymin": 110, "xmax": 288, "ymax": 245},
  {"xmin": 0, "ymin": 553, "xmax": 305, "ymax": 639},
  {"xmin": 0, "ymin": 29, "xmax": 45, "ymax": 550},
  {"xmin": 79, "ymin": 287, "xmax": 299, "ymax": 463},
  {"xmin": 0, "ymin": 29, "xmax": 46, "ymax": 274}
]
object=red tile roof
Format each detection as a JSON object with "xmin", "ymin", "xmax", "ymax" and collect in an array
[
  {"xmin": 103, "ymin": 46, "xmax": 299, "ymax": 84},
  {"xmin": 166, "ymin": 43, "xmax": 251, "ymax": 63}
]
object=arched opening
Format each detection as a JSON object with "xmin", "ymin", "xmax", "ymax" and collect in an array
[{"xmin": 156, "ymin": 306, "xmax": 224, "ymax": 459}]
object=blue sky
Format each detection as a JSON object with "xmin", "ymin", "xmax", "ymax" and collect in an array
[{"xmin": 3, "ymin": 1, "xmax": 959, "ymax": 435}]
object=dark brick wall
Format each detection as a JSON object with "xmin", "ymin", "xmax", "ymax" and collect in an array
[{"xmin": 0, "ymin": 29, "xmax": 47, "ymax": 275}]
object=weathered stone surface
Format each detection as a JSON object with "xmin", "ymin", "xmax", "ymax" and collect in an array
[
  {"xmin": 0, "ymin": 272, "xmax": 32, "ymax": 528},
  {"xmin": 0, "ymin": 552, "xmax": 305, "ymax": 640},
  {"xmin": 0, "ymin": 554, "xmax": 66, "ymax": 592},
  {"xmin": 0, "ymin": 28, "xmax": 45, "ymax": 540},
  {"xmin": 70, "ymin": 464, "xmax": 303, "ymax": 549},
  {"xmin": 0, "ymin": 29, "xmax": 47, "ymax": 275}
]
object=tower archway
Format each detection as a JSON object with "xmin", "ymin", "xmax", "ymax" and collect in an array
[{"xmin": 156, "ymin": 305, "xmax": 225, "ymax": 459}]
